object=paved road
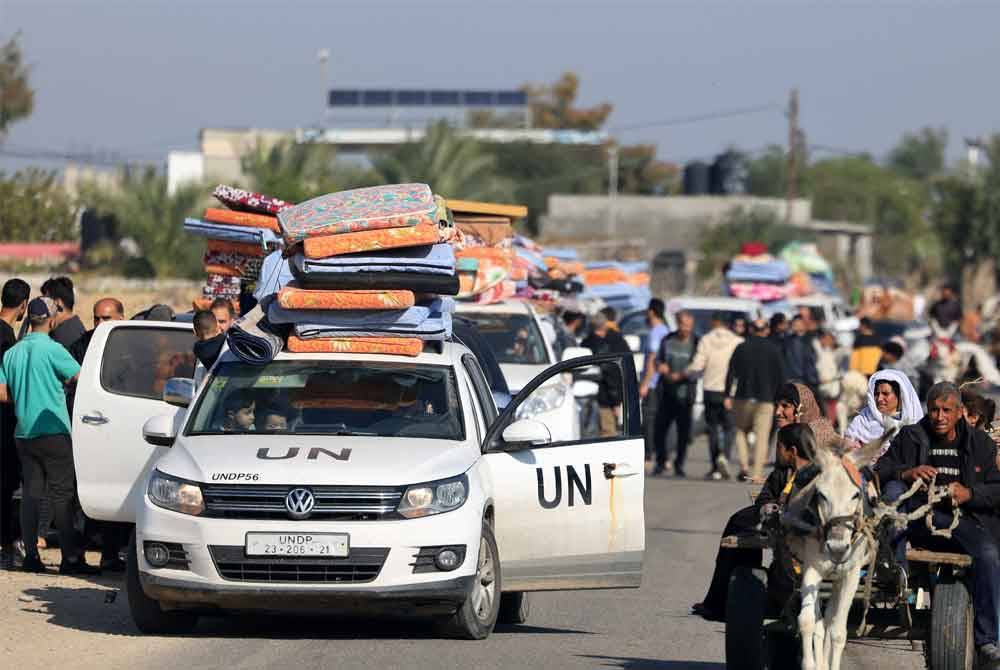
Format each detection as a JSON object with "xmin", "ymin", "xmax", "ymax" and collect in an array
[{"xmin": 7, "ymin": 449, "xmax": 926, "ymax": 670}]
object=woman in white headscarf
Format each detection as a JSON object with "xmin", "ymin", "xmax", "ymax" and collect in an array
[{"xmin": 845, "ymin": 368, "xmax": 924, "ymax": 465}]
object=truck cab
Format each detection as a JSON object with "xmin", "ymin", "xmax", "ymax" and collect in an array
[{"xmin": 73, "ymin": 320, "xmax": 645, "ymax": 639}]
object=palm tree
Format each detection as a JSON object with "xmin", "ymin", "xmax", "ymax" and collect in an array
[
  {"xmin": 374, "ymin": 121, "xmax": 515, "ymax": 201},
  {"xmin": 241, "ymin": 139, "xmax": 380, "ymax": 203},
  {"xmin": 80, "ymin": 166, "xmax": 208, "ymax": 278}
]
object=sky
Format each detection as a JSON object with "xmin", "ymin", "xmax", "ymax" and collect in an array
[{"xmin": 2, "ymin": 0, "xmax": 999, "ymax": 173}]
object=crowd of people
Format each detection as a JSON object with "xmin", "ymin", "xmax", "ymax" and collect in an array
[{"xmin": 0, "ymin": 276, "xmax": 237, "ymax": 574}]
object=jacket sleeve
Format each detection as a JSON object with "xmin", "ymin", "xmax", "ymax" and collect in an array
[
  {"xmin": 875, "ymin": 426, "xmax": 917, "ymax": 483},
  {"xmin": 725, "ymin": 345, "xmax": 740, "ymax": 397},
  {"xmin": 686, "ymin": 337, "xmax": 708, "ymax": 375},
  {"xmin": 967, "ymin": 433, "xmax": 1000, "ymax": 512},
  {"xmin": 754, "ymin": 467, "xmax": 787, "ymax": 509}
]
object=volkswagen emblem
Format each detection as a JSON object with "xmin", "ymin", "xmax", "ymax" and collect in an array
[{"xmin": 285, "ymin": 488, "xmax": 315, "ymax": 520}]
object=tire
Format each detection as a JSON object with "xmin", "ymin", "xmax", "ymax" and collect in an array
[
  {"xmin": 725, "ymin": 567, "xmax": 767, "ymax": 670},
  {"xmin": 927, "ymin": 578, "xmax": 974, "ymax": 670},
  {"xmin": 498, "ymin": 592, "xmax": 530, "ymax": 625},
  {"xmin": 126, "ymin": 533, "xmax": 199, "ymax": 635},
  {"xmin": 441, "ymin": 523, "xmax": 501, "ymax": 640}
]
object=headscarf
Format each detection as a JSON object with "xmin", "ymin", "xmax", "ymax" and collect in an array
[
  {"xmin": 776, "ymin": 382, "xmax": 840, "ymax": 452},
  {"xmin": 845, "ymin": 369, "xmax": 923, "ymax": 459}
]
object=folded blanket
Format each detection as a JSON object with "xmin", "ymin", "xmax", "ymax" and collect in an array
[
  {"xmin": 213, "ymin": 185, "xmax": 293, "ymax": 215},
  {"xmin": 206, "ymin": 240, "xmax": 268, "ymax": 257},
  {"xmin": 277, "ymin": 286, "xmax": 415, "ymax": 310},
  {"xmin": 292, "ymin": 243, "xmax": 455, "ymax": 275},
  {"xmin": 286, "ymin": 335, "xmax": 423, "ymax": 357},
  {"xmin": 726, "ymin": 259, "xmax": 790, "ymax": 283},
  {"xmin": 270, "ymin": 298, "xmax": 453, "ymax": 328},
  {"xmin": 226, "ymin": 297, "xmax": 285, "ymax": 365},
  {"xmin": 294, "ymin": 311, "xmax": 451, "ymax": 341},
  {"xmin": 203, "ymin": 208, "xmax": 282, "ymax": 233},
  {"xmin": 583, "ymin": 267, "xmax": 629, "ymax": 286},
  {"xmin": 203, "ymin": 263, "xmax": 241, "ymax": 278},
  {"xmin": 458, "ymin": 264, "xmax": 509, "ymax": 298},
  {"xmin": 290, "ymin": 268, "xmax": 461, "ymax": 294},
  {"xmin": 278, "ymin": 183, "xmax": 437, "ymax": 243},
  {"xmin": 303, "ymin": 223, "xmax": 444, "ymax": 259},
  {"xmin": 455, "ymin": 219, "xmax": 514, "ymax": 247},
  {"xmin": 184, "ymin": 218, "xmax": 280, "ymax": 247},
  {"xmin": 727, "ymin": 282, "xmax": 788, "ymax": 302},
  {"xmin": 542, "ymin": 247, "xmax": 579, "ymax": 261},
  {"xmin": 203, "ymin": 273, "xmax": 242, "ymax": 298},
  {"xmin": 471, "ymin": 280, "xmax": 516, "ymax": 305},
  {"xmin": 515, "ymin": 246, "xmax": 548, "ymax": 272},
  {"xmin": 254, "ymin": 250, "xmax": 295, "ymax": 301},
  {"xmin": 204, "ymin": 250, "xmax": 264, "ymax": 279}
]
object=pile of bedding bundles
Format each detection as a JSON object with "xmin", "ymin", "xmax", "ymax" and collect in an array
[
  {"xmin": 725, "ymin": 249, "xmax": 792, "ymax": 304},
  {"xmin": 579, "ymin": 261, "xmax": 651, "ymax": 313},
  {"xmin": 449, "ymin": 200, "xmax": 526, "ymax": 305}
]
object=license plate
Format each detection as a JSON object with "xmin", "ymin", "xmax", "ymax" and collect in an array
[{"xmin": 245, "ymin": 532, "xmax": 349, "ymax": 557}]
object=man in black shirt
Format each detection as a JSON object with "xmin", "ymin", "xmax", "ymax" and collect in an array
[
  {"xmin": 928, "ymin": 283, "xmax": 963, "ymax": 330},
  {"xmin": 876, "ymin": 382, "xmax": 1000, "ymax": 667},
  {"xmin": 580, "ymin": 313, "xmax": 631, "ymax": 437},
  {"xmin": 0, "ymin": 279, "xmax": 29, "ymax": 569}
]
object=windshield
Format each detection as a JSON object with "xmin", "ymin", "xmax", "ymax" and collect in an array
[
  {"xmin": 675, "ymin": 309, "xmax": 749, "ymax": 336},
  {"xmin": 187, "ymin": 361, "xmax": 465, "ymax": 441},
  {"xmin": 459, "ymin": 312, "xmax": 549, "ymax": 366}
]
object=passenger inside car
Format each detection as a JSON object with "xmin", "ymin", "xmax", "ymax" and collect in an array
[{"xmin": 219, "ymin": 390, "xmax": 256, "ymax": 432}]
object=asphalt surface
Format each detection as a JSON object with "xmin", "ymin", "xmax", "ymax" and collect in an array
[{"xmin": 9, "ymin": 447, "xmax": 927, "ymax": 670}]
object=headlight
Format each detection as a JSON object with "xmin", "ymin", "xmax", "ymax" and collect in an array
[
  {"xmin": 397, "ymin": 474, "xmax": 469, "ymax": 519},
  {"xmin": 515, "ymin": 383, "xmax": 568, "ymax": 419},
  {"xmin": 147, "ymin": 471, "xmax": 205, "ymax": 516}
]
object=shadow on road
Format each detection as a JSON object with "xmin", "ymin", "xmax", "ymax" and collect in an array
[
  {"xmin": 580, "ymin": 655, "xmax": 725, "ymax": 669},
  {"xmin": 20, "ymin": 585, "xmax": 138, "ymax": 637}
]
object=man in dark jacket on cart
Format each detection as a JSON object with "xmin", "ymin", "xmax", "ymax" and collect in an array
[{"xmin": 875, "ymin": 382, "xmax": 1000, "ymax": 668}]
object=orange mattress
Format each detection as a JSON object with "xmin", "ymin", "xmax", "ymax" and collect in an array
[
  {"xmin": 277, "ymin": 286, "xmax": 415, "ymax": 310},
  {"xmin": 203, "ymin": 208, "xmax": 282, "ymax": 233},
  {"xmin": 286, "ymin": 336, "xmax": 423, "ymax": 357},
  {"xmin": 303, "ymin": 223, "xmax": 442, "ymax": 259}
]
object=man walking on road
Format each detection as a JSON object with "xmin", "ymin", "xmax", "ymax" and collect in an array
[
  {"xmin": 0, "ymin": 279, "xmax": 29, "ymax": 569},
  {"xmin": 725, "ymin": 319, "xmax": 787, "ymax": 481},
  {"xmin": 639, "ymin": 299, "xmax": 670, "ymax": 462},
  {"xmin": 581, "ymin": 313, "xmax": 631, "ymax": 438},
  {"xmin": 653, "ymin": 311, "xmax": 697, "ymax": 477},
  {"xmin": 784, "ymin": 315, "xmax": 819, "ymax": 396},
  {"xmin": 686, "ymin": 313, "xmax": 743, "ymax": 480},
  {"xmin": 0, "ymin": 297, "xmax": 99, "ymax": 575}
]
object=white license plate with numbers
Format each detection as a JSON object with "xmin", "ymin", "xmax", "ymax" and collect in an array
[{"xmin": 245, "ymin": 533, "xmax": 349, "ymax": 557}]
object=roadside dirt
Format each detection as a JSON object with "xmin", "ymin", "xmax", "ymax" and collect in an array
[{"xmin": 0, "ymin": 549, "xmax": 182, "ymax": 670}]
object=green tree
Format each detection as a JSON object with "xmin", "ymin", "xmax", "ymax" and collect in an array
[
  {"xmin": 80, "ymin": 167, "xmax": 208, "ymax": 278},
  {"xmin": 0, "ymin": 168, "xmax": 76, "ymax": 241},
  {"xmin": 241, "ymin": 139, "xmax": 379, "ymax": 203},
  {"xmin": 374, "ymin": 121, "xmax": 515, "ymax": 202},
  {"xmin": 523, "ymin": 71, "xmax": 613, "ymax": 131},
  {"xmin": 617, "ymin": 144, "xmax": 679, "ymax": 195},
  {"xmin": 0, "ymin": 33, "xmax": 33, "ymax": 140},
  {"xmin": 696, "ymin": 206, "xmax": 813, "ymax": 279},
  {"xmin": 808, "ymin": 156, "xmax": 933, "ymax": 277},
  {"xmin": 887, "ymin": 126, "xmax": 947, "ymax": 182}
]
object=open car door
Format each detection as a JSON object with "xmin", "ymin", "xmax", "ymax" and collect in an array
[
  {"xmin": 483, "ymin": 352, "xmax": 644, "ymax": 591},
  {"xmin": 72, "ymin": 321, "xmax": 195, "ymax": 522}
]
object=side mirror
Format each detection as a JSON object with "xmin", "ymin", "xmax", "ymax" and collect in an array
[
  {"xmin": 561, "ymin": 346, "xmax": 593, "ymax": 363},
  {"xmin": 624, "ymin": 334, "xmax": 641, "ymax": 352},
  {"xmin": 163, "ymin": 377, "xmax": 195, "ymax": 408},
  {"xmin": 143, "ymin": 414, "xmax": 178, "ymax": 448},
  {"xmin": 501, "ymin": 419, "xmax": 552, "ymax": 448},
  {"xmin": 572, "ymin": 380, "xmax": 599, "ymax": 398}
]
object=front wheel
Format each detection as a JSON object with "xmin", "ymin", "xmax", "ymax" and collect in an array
[
  {"xmin": 927, "ymin": 577, "xmax": 974, "ymax": 670},
  {"xmin": 126, "ymin": 533, "xmax": 199, "ymax": 635},
  {"xmin": 441, "ymin": 523, "xmax": 501, "ymax": 640}
]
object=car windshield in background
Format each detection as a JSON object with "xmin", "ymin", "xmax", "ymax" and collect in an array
[
  {"xmin": 188, "ymin": 361, "xmax": 464, "ymax": 441},
  {"xmin": 676, "ymin": 309, "xmax": 748, "ymax": 336},
  {"xmin": 460, "ymin": 313, "xmax": 549, "ymax": 366}
]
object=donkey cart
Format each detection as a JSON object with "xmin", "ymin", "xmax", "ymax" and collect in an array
[{"xmin": 722, "ymin": 528, "xmax": 975, "ymax": 670}]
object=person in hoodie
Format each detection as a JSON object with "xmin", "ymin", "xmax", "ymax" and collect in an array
[
  {"xmin": 686, "ymin": 312, "xmax": 743, "ymax": 480},
  {"xmin": 692, "ymin": 383, "xmax": 837, "ymax": 621},
  {"xmin": 193, "ymin": 310, "xmax": 225, "ymax": 372},
  {"xmin": 844, "ymin": 369, "xmax": 923, "ymax": 465}
]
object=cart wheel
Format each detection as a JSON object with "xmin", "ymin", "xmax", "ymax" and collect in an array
[
  {"xmin": 926, "ymin": 577, "xmax": 974, "ymax": 670},
  {"xmin": 726, "ymin": 567, "xmax": 767, "ymax": 670}
]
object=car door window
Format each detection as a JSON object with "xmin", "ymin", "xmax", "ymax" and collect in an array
[
  {"xmin": 486, "ymin": 353, "xmax": 639, "ymax": 451},
  {"xmin": 101, "ymin": 326, "xmax": 195, "ymax": 400},
  {"xmin": 463, "ymin": 355, "xmax": 498, "ymax": 426}
]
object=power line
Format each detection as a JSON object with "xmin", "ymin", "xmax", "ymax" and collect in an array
[{"xmin": 610, "ymin": 102, "xmax": 782, "ymax": 134}]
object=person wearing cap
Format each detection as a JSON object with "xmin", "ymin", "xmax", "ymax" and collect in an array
[{"xmin": 0, "ymin": 297, "xmax": 99, "ymax": 575}]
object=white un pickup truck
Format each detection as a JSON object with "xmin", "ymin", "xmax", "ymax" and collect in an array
[{"xmin": 72, "ymin": 320, "xmax": 645, "ymax": 639}]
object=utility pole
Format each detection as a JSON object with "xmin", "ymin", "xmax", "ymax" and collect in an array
[
  {"xmin": 607, "ymin": 144, "xmax": 619, "ymax": 239},
  {"xmin": 785, "ymin": 87, "xmax": 799, "ymax": 223},
  {"xmin": 317, "ymin": 49, "xmax": 330, "ymax": 130}
]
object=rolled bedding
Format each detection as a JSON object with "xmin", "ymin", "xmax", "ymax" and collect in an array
[{"xmin": 226, "ymin": 297, "xmax": 285, "ymax": 365}]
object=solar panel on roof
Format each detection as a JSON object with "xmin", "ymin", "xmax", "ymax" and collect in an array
[{"xmin": 327, "ymin": 89, "xmax": 527, "ymax": 108}]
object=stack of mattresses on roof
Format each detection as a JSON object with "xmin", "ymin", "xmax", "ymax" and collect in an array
[{"xmin": 449, "ymin": 200, "xmax": 527, "ymax": 305}]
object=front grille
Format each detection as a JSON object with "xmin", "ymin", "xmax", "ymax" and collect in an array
[
  {"xmin": 208, "ymin": 545, "xmax": 389, "ymax": 583},
  {"xmin": 201, "ymin": 484, "xmax": 404, "ymax": 521}
]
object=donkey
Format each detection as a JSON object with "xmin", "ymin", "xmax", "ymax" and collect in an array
[{"xmin": 782, "ymin": 433, "xmax": 891, "ymax": 670}]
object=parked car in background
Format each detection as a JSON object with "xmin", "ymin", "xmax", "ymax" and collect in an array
[{"xmin": 789, "ymin": 296, "xmax": 859, "ymax": 349}]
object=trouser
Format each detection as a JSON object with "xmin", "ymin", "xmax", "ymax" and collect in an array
[
  {"xmin": 15, "ymin": 434, "xmax": 80, "ymax": 561},
  {"xmin": 703, "ymin": 391, "xmax": 733, "ymax": 468},
  {"xmin": 883, "ymin": 480, "xmax": 1000, "ymax": 647},
  {"xmin": 96, "ymin": 520, "xmax": 130, "ymax": 563},
  {"xmin": 702, "ymin": 505, "xmax": 762, "ymax": 616},
  {"xmin": 598, "ymin": 406, "xmax": 618, "ymax": 438},
  {"xmin": 642, "ymin": 386, "xmax": 661, "ymax": 460},
  {"xmin": 1, "ymin": 443, "xmax": 21, "ymax": 548},
  {"xmin": 733, "ymin": 400, "xmax": 774, "ymax": 480},
  {"xmin": 654, "ymin": 393, "xmax": 693, "ymax": 470}
]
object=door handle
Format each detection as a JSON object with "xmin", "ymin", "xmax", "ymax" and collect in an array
[
  {"xmin": 604, "ymin": 462, "xmax": 639, "ymax": 479},
  {"xmin": 81, "ymin": 414, "xmax": 109, "ymax": 426}
]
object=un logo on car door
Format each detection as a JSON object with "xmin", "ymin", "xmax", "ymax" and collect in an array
[{"xmin": 285, "ymin": 488, "xmax": 315, "ymax": 520}]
